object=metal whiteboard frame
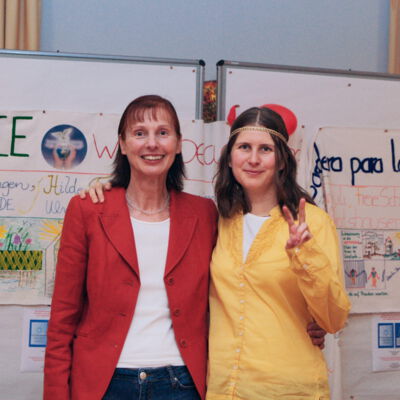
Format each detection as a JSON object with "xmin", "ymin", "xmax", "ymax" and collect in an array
[
  {"xmin": 216, "ymin": 59, "xmax": 400, "ymax": 121},
  {"xmin": 0, "ymin": 49, "xmax": 205, "ymax": 119}
]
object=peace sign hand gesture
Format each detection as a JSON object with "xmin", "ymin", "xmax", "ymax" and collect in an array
[{"xmin": 283, "ymin": 198, "xmax": 313, "ymax": 250}]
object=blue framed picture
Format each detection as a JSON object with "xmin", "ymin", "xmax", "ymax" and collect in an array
[
  {"xmin": 29, "ymin": 319, "xmax": 48, "ymax": 347},
  {"xmin": 378, "ymin": 323, "xmax": 394, "ymax": 349}
]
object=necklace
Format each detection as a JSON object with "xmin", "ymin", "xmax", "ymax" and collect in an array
[{"xmin": 125, "ymin": 192, "xmax": 170, "ymax": 215}]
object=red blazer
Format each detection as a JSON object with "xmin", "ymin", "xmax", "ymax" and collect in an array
[{"xmin": 44, "ymin": 188, "xmax": 218, "ymax": 400}]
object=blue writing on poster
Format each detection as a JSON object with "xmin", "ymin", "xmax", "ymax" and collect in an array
[{"xmin": 29, "ymin": 319, "xmax": 48, "ymax": 347}]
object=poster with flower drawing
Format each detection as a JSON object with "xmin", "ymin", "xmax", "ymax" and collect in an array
[{"xmin": 0, "ymin": 218, "xmax": 62, "ymax": 303}]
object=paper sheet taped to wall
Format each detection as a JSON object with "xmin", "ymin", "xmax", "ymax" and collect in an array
[{"xmin": 309, "ymin": 127, "xmax": 400, "ymax": 313}]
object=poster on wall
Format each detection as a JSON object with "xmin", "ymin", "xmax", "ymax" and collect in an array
[
  {"xmin": 0, "ymin": 111, "xmax": 118, "ymax": 304},
  {"xmin": 0, "ymin": 110, "xmax": 225, "ymax": 305},
  {"xmin": 372, "ymin": 313, "xmax": 400, "ymax": 372},
  {"xmin": 181, "ymin": 120, "xmax": 228, "ymax": 197},
  {"xmin": 20, "ymin": 306, "xmax": 50, "ymax": 372},
  {"xmin": 309, "ymin": 127, "xmax": 400, "ymax": 313}
]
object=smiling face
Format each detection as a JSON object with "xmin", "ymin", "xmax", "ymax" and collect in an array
[
  {"xmin": 119, "ymin": 108, "xmax": 182, "ymax": 182},
  {"xmin": 229, "ymin": 129, "xmax": 277, "ymax": 201}
]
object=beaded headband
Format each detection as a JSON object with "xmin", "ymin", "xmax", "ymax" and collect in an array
[{"xmin": 230, "ymin": 126, "xmax": 287, "ymax": 143}]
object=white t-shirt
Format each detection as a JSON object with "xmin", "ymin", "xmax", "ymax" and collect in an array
[
  {"xmin": 243, "ymin": 213, "xmax": 270, "ymax": 261},
  {"xmin": 117, "ymin": 217, "xmax": 184, "ymax": 368}
]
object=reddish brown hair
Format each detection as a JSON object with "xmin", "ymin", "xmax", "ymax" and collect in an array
[{"xmin": 111, "ymin": 95, "xmax": 185, "ymax": 191}]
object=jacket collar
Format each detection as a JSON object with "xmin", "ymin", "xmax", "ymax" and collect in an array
[
  {"xmin": 98, "ymin": 187, "xmax": 139, "ymax": 276},
  {"xmin": 98, "ymin": 188, "xmax": 198, "ymax": 277},
  {"xmin": 165, "ymin": 190, "xmax": 198, "ymax": 275}
]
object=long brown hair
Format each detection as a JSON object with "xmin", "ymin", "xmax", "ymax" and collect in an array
[
  {"xmin": 214, "ymin": 107, "xmax": 314, "ymax": 218},
  {"xmin": 111, "ymin": 95, "xmax": 185, "ymax": 191}
]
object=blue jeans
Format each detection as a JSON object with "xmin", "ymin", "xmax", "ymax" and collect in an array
[{"xmin": 102, "ymin": 365, "xmax": 201, "ymax": 400}]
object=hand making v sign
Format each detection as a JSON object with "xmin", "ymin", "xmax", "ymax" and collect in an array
[{"xmin": 283, "ymin": 198, "xmax": 313, "ymax": 249}]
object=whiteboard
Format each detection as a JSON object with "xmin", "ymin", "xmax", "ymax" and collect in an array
[
  {"xmin": 217, "ymin": 60, "xmax": 400, "ymax": 131},
  {"xmin": 0, "ymin": 50, "xmax": 204, "ymax": 119}
]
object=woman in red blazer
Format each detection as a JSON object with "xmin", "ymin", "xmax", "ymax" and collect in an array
[{"xmin": 44, "ymin": 95, "xmax": 218, "ymax": 400}]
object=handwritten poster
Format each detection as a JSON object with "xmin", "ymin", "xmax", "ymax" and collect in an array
[
  {"xmin": 181, "ymin": 120, "xmax": 228, "ymax": 197},
  {"xmin": 0, "ymin": 111, "xmax": 225, "ymax": 304},
  {"xmin": 309, "ymin": 127, "xmax": 400, "ymax": 313}
]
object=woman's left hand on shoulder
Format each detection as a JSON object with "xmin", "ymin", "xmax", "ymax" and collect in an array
[{"xmin": 283, "ymin": 198, "xmax": 313, "ymax": 250}]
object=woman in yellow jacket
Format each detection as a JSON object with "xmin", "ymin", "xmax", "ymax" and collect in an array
[{"xmin": 207, "ymin": 106, "xmax": 351, "ymax": 400}]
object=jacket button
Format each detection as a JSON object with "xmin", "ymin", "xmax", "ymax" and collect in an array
[
  {"xmin": 173, "ymin": 308, "xmax": 180, "ymax": 316},
  {"xmin": 167, "ymin": 277, "xmax": 175, "ymax": 285},
  {"xmin": 179, "ymin": 338, "xmax": 188, "ymax": 348},
  {"xmin": 119, "ymin": 312, "xmax": 127, "ymax": 317}
]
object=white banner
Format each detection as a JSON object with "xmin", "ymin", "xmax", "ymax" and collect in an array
[{"xmin": 309, "ymin": 127, "xmax": 400, "ymax": 313}]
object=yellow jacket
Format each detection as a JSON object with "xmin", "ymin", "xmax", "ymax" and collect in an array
[{"xmin": 207, "ymin": 203, "xmax": 350, "ymax": 400}]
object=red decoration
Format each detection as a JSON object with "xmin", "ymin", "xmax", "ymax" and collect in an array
[
  {"xmin": 227, "ymin": 103, "xmax": 298, "ymax": 136},
  {"xmin": 261, "ymin": 104, "xmax": 297, "ymax": 135},
  {"xmin": 227, "ymin": 104, "xmax": 240, "ymax": 126}
]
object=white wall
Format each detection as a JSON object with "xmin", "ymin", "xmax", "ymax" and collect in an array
[{"xmin": 40, "ymin": 0, "xmax": 390, "ymax": 80}]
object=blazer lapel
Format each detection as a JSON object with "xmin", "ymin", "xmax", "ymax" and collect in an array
[
  {"xmin": 99, "ymin": 188, "xmax": 139, "ymax": 277},
  {"xmin": 164, "ymin": 191, "xmax": 198, "ymax": 276}
]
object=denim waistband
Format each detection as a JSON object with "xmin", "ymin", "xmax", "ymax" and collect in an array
[
  {"xmin": 104, "ymin": 365, "xmax": 198, "ymax": 399},
  {"xmin": 114, "ymin": 365, "xmax": 188, "ymax": 383}
]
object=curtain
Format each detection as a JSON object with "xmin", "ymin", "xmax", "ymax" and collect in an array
[
  {"xmin": 0, "ymin": 0, "xmax": 41, "ymax": 50},
  {"xmin": 389, "ymin": 0, "xmax": 400, "ymax": 74}
]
